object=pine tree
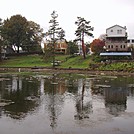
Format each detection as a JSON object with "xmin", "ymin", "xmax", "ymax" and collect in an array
[
  {"xmin": 75, "ymin": 17, "xmax": 93, "ymax": 59},
  {"xmin": 46, "ymin": 11, "xmax": 65, "ymax": 67}
]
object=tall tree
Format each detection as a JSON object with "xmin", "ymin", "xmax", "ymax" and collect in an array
[
  {"xmin": 75, "ymin": 17, "xmax": 94, "ymax": 59},
  {"xmin": 1, "ymin": 15, "xmax": 28, "ymax": 53},
  {"xmin": 46, "ymin": 11, "xmax": 65, "ymax": 67},
  {"xmin": 1, "ymin": 14, "xmax": 44, "ymax": 53}
]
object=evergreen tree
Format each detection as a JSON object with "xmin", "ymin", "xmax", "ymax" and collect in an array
[
  {"xmin": 75, "ymin": 17, "xmax": 93, "ymax": 59},
  {"xmin": 45, "ymin": 11, "xmax": 65, "ymax": 67}
]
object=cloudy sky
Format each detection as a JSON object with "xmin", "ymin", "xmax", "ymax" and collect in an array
[{"xmin": 0, "ymin": 0, "xmax": 134, "ymax": 41}]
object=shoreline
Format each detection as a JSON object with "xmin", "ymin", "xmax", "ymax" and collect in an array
[{"xmin": 0, "ymin": 67, "xmax": 134, "ymax": 76}]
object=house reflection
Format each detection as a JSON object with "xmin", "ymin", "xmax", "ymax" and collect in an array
[
  {"xmin": 104, "ymin": 87, "xmax": 127, "ymax": 116},
  {"xmin": 90, "ymin": 76, "xmax": 128, "ymax": 116},
  {"xmin": 11, "ymin": 76, "xmax": 22, "ymax": 91}
]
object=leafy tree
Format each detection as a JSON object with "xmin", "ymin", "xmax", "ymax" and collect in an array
[
  {"xmin": 75, "ymin": 17, "xmax": 93, "ymax": 59},
  {"xmin": 22, "ymin": 21, "xmax": 44, "ymax": 52},
  {"xmin": 1, "ymin": 15, "xmax": 28, "ymax": 53},
  {"xmin": 45, "ymin": 11, "xmax": 65, "ymax": 67},
  {"xmin": 67, "ymin": 40, "xmax": 78, "ymax": 55},
  {"xmin": 1, "ymin": 14, "xmax": 44, "ymax": 53},
  {"xmin": 90, "ymin": 39, "xmax": 105, "ymax": 54}
]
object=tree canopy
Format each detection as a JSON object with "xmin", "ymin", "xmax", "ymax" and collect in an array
[
  {"xmin": 67, "ymin": 40, "xmax": 78, "ymax": 55},
  {"xmin": 1, "ymin": 14, "xmax": 44, "ymax": 53},
  {"xmin": 46, "ymin": 11, "xmax": 65, "ymax": 42},
  {"xmin": 90, "ymin": 39, "xmax": 105, "ymax": 54}
]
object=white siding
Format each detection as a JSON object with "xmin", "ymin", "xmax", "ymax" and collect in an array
[{"xmin": 106, "ymin": 25, "xmax": 126, "ymax": 37}]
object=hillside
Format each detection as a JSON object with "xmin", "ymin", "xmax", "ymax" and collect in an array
[{"xmin": 0, "ymin": 54, "xmax": 134, "ymax": 72}]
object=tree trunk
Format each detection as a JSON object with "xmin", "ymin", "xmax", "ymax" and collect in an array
[
  {"xmin": 82, "ymin": 33, "xmax": 86, "ymax": 59},
  {"xmin": 0, "ymin": 46, "xmax": 2, "ymax": 62},
  {"xmin": 17, "ymin": 45, "xmax": 20, "ymax": 53}
]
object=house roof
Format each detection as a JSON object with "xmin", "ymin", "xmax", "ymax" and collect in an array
[
  {"xmin": 100, "ymin": 52, "xmax": 131, "ymax": 56},
  {"xmin": 106, "ymin": 25, "xmax": 127, "ymax": 30}
]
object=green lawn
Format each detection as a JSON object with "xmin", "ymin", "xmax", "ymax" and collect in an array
[
  {"xmin": 0, "ymin": 54, "xmax": 91, "ymax": 68},
  {"xmin": 0, "ymin": 54, "xmax": 134, "ymax": 72},
  {"xmin": 0, "ymin": 55, "xmax": 49, "ymax": 67}
]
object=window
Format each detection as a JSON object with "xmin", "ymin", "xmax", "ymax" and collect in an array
[
  {"xmin": 117, "ymin": 29, "xmax": 122, "ymax": 34},
  {"xmin": 108, "ymin": 45, "xmax": 110, "ymax": 48},
  {"xmin": 111, "ymin": 45, "xmax": 113, "ymax": 48},
  {"xmin": 132, "ymin": 40, "xmax": 134, "ymax": 43},
  {"xmin": 127, "ymin": 40, "xmax": 130, "ymax": 43},
  {"xmin": 124, "ymin": 45, "xmax": 125, "ymax": 48},
  {"xmin": 120, "ymin": 45, "xmax": 122, "ymax": 48},
  {"xmin": 111, "ymin": 29, "xmax": 113, "ymax": 32}
]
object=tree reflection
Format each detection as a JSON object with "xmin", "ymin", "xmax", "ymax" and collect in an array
[
  {"xmin": 44, "ymin": 74, "xmax": 65, "ymax": 129},
  {"xmin": 0, "ymin": 75, "xmax": 41, "ymax": 119},
  {"xmin": 66, "ymin": 73, "xmax": 78, "ymax": 94},
  {"xmin": 74, "ymin": 79, "xmax": 92, "ymax": 120}
]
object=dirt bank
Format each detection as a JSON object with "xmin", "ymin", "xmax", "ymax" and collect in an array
[{"xmin": 0, "ymin": 67, "xmax": 134, "ymax": 76}]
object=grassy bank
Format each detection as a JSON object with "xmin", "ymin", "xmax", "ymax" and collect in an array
[
  {"xmin": 0, "ymin": 55, "xmax": 49, "ymax": 67},
  {"xmin": 0, "ymin": 54, "xmax": 91, "ymax": 68},
  {"xmin": 0, "ymin": 54, "xmax": 134, "ymax": 72}
]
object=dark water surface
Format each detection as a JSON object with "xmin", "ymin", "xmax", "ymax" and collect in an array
[{"xmin": 0, "ymin": 73, "xmax": 134, "ymax": 134}]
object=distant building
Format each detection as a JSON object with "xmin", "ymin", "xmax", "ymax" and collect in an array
[
  {"xmin": 105, "ymin": 24, "xmax": 128, "ymax": 52},
  {"xmin": 127, "ymin": 39, "xmax": 134, "ymax": 47},
  {"xmin": 44, "ymin": 39, "xmax": 68, "ymax": 54},
  {"xmin": 100, "ymin": 25, "xmax": 132, "ymax": 58}
]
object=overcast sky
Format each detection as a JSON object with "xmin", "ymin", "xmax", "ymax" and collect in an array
[{"xmin": 1, "ymin": 0, "xmax": 134, "ymax": 41}]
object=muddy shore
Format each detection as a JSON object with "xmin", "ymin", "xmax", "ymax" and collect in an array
[{"xmin": 0, "ymin": 67, "xmax": 134, "ymax": 76}]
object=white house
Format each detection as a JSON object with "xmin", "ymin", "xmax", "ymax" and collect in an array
[
  {"xmin": 106, "ymin": 25, "xmax": 127, "ymax": 37},
  {"xmin": 100, "ymin": 25, "xmax": 132, "ymax": 58},
  {"xmin": 105, "ymin": 25, "xmax": 128, "ymax": 52}
]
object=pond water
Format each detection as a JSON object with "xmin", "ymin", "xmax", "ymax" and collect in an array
[{"xmin": 0, "ymin": 73, "xmax": 134, "ymax": 134}]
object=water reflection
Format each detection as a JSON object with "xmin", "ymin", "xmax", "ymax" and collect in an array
[
  {"xmin": 104, "ymin": 78, "xmax": 128, "ymax": 116},
  {"xmin": 44, "ymin": 74, "xmax": 65, "ymax": 129},
  {"xmin": 0, "ymin": 75, "xmax": 40, "ymax": 119},
  {"xmin": 74, "ymin": 79, "xmax": 92, "ymax": 120},
  {"xmin": 0, "ymin": 74, "xmax": 134, "ymax": 134}
]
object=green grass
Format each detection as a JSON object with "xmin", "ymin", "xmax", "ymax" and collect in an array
[
  {"xmin": 60, "ymin": 55, "xmax": 91, "ymax": 68},
  {"xmin": 0, "ymin": 54, "xmax": 134, "ymax": 72},
  {"xmin": 99, "ymin": 62, "xmax": 134, "ymax": 72},
  {"xmin": 0, "ymin": 54, "xmax": 92, "ymax": 68},
  {"xmin": 0, "ymin": 55, "xmax": 50, "ymax": 67}
]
